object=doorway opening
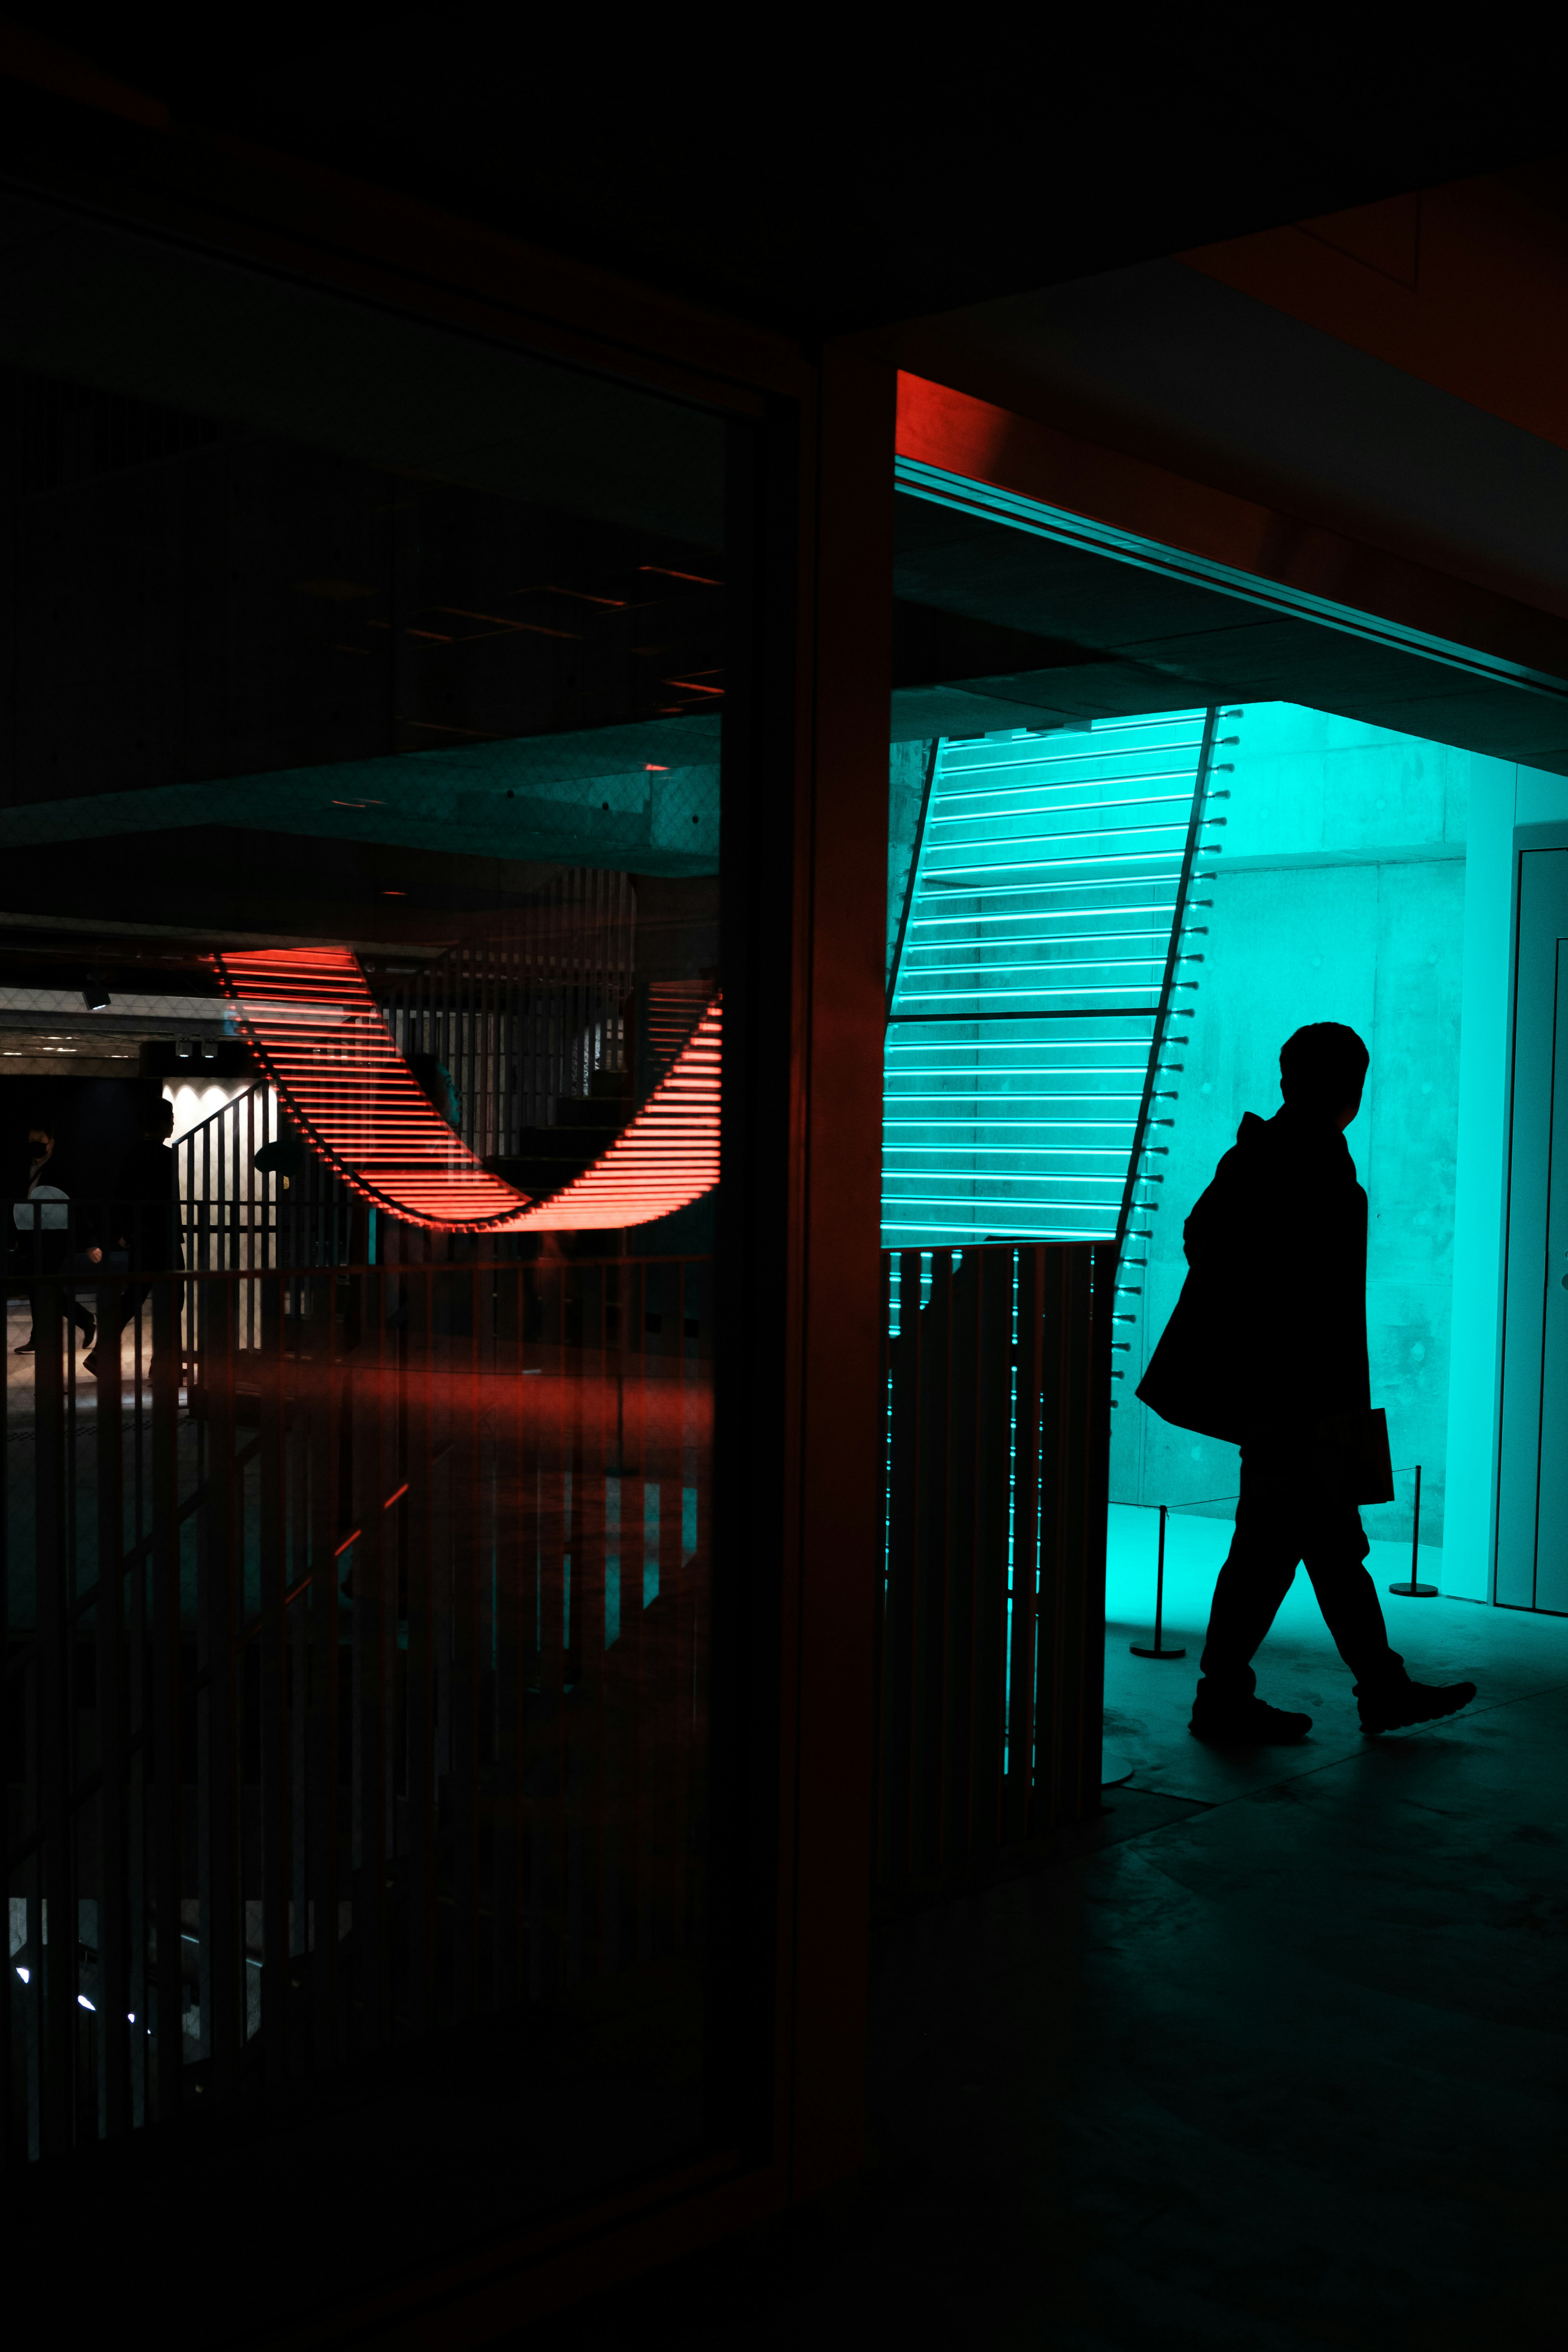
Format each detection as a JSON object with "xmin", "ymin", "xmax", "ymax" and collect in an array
[{"xmin": 884, "ymin": 457, "xmax": 1568, "ymax": 1623}]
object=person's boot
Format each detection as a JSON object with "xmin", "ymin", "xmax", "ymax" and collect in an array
[
  {"xmin": 1357, "ymin": 1674, "xmax": 1477, "ymax": 1735},
  {"xmin": 1190, "ymin": 1681, "xmax": 1312, "ymax": 1744}
]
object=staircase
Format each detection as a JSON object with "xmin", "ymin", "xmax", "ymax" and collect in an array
[{"xmin": 882, "ymin": 708, "xmax": 1231, "ymax": 1265}]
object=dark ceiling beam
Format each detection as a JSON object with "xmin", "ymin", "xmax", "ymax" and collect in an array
[{"xmin": 891, "ymin": 375, "xmax": 1568, "ymax": 719}]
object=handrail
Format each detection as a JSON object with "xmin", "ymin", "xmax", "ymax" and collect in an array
[
  {"xmin": 1114, "ymin": 706, "xmax": 1219, "ymax": 1259},
  {"xmin": 173, "ymin": 1078, "xmax": 266, "ymax": 1147},
  {"xmin": 1119, "ymin": 1467, "xmax": 1425, "ymax": 1514}
]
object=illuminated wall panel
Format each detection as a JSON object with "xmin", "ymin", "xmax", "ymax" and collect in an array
[
  {"xmin": 882, "ymin": 712, "xmax": 1224, "ymax": 1246},
  {"xmin": 1109, "ymin": 702, "xmax": 1470, "ymax": 1544}
]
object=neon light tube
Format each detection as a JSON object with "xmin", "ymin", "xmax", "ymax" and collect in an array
[{"xmin": 211, "ymin": 945, "xmax": 719, "ymax": 1233}]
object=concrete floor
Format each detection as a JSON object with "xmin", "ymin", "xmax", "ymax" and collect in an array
[{"xmin": 527, "ymin": 1515, "xmax": 1568, "ymax": 2350}]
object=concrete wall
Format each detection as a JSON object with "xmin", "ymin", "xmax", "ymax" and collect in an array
[
  {"xmin": 1440, "ymin": 757, "xmax": 1517, "ymax": 1599},
  {"xmin": 885, "ymin": 706, "xmax": 1568, "ymax": 1598},
  {"xmin": 1114, "ymin": 703, "xmax": 1470, "ymax": 1546}
]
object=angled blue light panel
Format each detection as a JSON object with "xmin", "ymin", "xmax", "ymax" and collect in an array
[{"xmin": 883, "ymin": 712, "xmax": 1219, "ymax": 1246}]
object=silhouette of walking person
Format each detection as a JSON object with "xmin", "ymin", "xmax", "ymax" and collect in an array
[
  {"xmin": 12, "ymin": 1117, "xmax": 97, "ymax": 1354},
  {"xmin": 1138, "ymin": 1022, "xmax": 1477, "ymax": 1743},
  {"xmin": 83, "ymin": 1095, "xmax": 179, "ymax": 1380}
]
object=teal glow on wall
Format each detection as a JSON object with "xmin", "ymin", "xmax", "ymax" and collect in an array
[
  {"xmin": 884, "ymin": 694, "xmax": 1568, "ymax": 1597},
  {"xmin": 1107, "ymin": 701, "xmax": 1470, "ymax": 1550},
  {"xmin": 883, "ymin": 713, "xmax": 1222, "ymax": 1246}
]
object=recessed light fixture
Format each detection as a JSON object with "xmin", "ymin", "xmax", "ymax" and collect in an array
[
  {"xmin": 176, "ymin": 1038, "xmax": 193, "ymax": 1062},
  {"xmin": 82, "ymin": 970, "xmax": 111, "ymax": 1011},
  {"xmin": 383, "ymin": 889, "xmax": 406, "ymax": 897}
]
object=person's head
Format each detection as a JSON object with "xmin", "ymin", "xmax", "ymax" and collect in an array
[
  {"xmin": 26, "ymin": 1119, "xmax": 54, "ymax": 1154},
  {"xmin": 146, "ymin": 1097, "xmax": 175, "ymax": 1141},
  {"xmin": 1279, "ymin": 1022, "xmax": 1369, "ymax": 1129}
]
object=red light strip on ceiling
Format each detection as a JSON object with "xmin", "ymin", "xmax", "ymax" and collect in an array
[{"xmin": 209, "ymin": 946, "xmax": 719, "ymax": 1232}]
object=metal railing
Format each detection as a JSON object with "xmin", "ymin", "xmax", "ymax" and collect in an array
[
  {"xmin": 378, "ymin": 870, "xmax": 636, "ymax": 1159},
  {"xmin": 175, "ymin": 1083, "xmax": 356, "ymax": 1281},
  {"xmin": 876, "ymin": 1243, "xmax": 1111, "ymax": 1891},
  {"xmin": 3, "ymin": 1254, "xmax": 711, "ymax": 2165}
]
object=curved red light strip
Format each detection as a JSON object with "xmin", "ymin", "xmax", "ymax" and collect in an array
[
  {"xmin": 210, "ymin": 946, "xmax": 719, "ymax": 1232},
  {"xmin": 508, "ymin": 1000, "xmax": 720, "ymax": 1230}
]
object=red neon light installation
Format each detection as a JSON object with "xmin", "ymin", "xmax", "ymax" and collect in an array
[
  {"xmin": 512, "ymin": 998, "xmax": 719, "ymax": 1229},
  {"xmin": 210, "ymin": 946, "xmax": 719, "ymax": 1232}
]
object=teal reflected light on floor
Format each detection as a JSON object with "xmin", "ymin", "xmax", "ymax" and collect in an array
[{"xmin": 883, "ymin": 711, "xmax": 1222, "ymax": 1247}]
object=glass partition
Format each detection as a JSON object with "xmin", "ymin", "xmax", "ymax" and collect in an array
[{"xmin": 0, "ymin": 188, "xmax": 744, "ymax": 2326}]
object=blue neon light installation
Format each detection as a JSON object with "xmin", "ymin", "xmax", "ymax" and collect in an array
[{"xmin": 883, "ymin": 711, "xmax": 1224, "ymax": 1246}]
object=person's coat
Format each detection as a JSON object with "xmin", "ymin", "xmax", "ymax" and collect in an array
[
  {"xmin": 1136, "ymin": 1105, "xmax": 1372, "ymax": 1444},
  {"xmin": 119, "ymin": 1135, "xmax": 179, "ymax": 1270}
]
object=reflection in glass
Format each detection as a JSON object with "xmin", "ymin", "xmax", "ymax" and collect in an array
[{"xmin": 0, "ymin": 196, "xmax": 736, "ymax": 2311}]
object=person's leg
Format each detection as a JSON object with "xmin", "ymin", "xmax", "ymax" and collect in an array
[
  {"xmin": 20, "ymin": 1283, "xmax": 92, "ymax": 1345},
  {"xmin": 85, "ymin": 1281, "xmax": 152, "ymax": 1376},
  {"xmin": 1196, "ymin": 1455, "xmax": 1305, "ymax": 1699},
  {"xmin": 1297, "ymin": 1499, "xmax": 1405, "ymax": 1688},
  {"xmin": 1298, "ymin": 1499, "xmax": 1479, "ymax": 1728}
]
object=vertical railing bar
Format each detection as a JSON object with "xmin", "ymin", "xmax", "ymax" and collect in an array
[
  {"xmin": 258, "ymin": 1267, "xmax": 290, "ymax": 2082},
  {"xmin": 351, "ymin": 1262, "xmax": 390, "ymax": 2055},
  {"xmin": 449, "ymin": 1264, "xmax": 480, "ymax": 2023},
  {"xmin": 307, "ymin": 1258, "xmax": 341, "ymax": 2073},
  {"xmin": 96, "ymin": 1265, "xmax": 131, "ymax": 2138},
  {"xmin": 150, "ymin": 1275, "xmax": 183, "ymax": 2128},
  {"xmin": 34, "ymin": 1285, "xmax": 75, "ymax": 2157},
  {"xmin": 202, "ymin": 1274, "xmax": 241, "ymax": 2096},
  {"xmin": 404, "ymin": 1267, "xmax": 437, "ymax": 2037},
  {"xmin": 0, "ymin": 1207, "xmax": 13, "ymax": 2159}
]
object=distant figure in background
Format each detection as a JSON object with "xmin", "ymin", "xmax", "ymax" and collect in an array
[
  {"xmin": 12, "ymin": 1117, "xmax": 96, "ymax": 1354},
  {"xmin": 84, "ymin": 1096, "xmax": 179, "ymax": 1379},
  {"xmin": 1138, "ymin": 1022, "xmax": 1478, "ymax": 1744}
]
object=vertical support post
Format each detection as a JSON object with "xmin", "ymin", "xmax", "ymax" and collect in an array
[
  {"xmin": 1003, "ymin": 1247, "xmax": 1045, "ymax": 1849},
  {"xmin": 306, "ymin": 1274, "xmax": 342, "ymax": 2070},
  {"xmin": 258, "ymin": 1269, "xmax": 290, "ymax": 2080},
  {"xmin": 34, "ymin": 1286, "xmax": 75, "ymax": 2157},
  {"xmin": 350, "ymin": 1265, "xmax": 391, "ymax": 2053},
  {"xmin": 203, "ymin": 1276, "xmax": 241, "ymax": 2094},
  {"xmin": 1388, "ymin": 1462, "xmax": 1437, "ymax": 1597},
  {"xmin": 1155, "ymin": 1506, "xmax": 1167, "ymax": 1650},
  {"xmin": 96, "ymin": 1271, "xmax": 130, "ymax": 2138},
  {"xmin": 1131, "ymin": 1499, "xmax": 1187, "ymax": 1659},
  {"xmin": 403, "ymin": 1266, "xmax": 438, "ymax": 2036},
  {"xmin": 150, "ymin": 1274, "xmax": 184, "ymax": 2126}
]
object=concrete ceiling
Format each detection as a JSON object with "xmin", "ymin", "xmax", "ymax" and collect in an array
[{"xmin": 6, "ymin": 11, "xmax": 1568, "ymax": 332}]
